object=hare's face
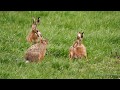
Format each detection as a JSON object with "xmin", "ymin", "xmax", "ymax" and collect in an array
[
  {"xmin": 31, "ymin": 17, "xmax": 42, "ymax": 37},
  {"xmin": 41, "ymin": 39, "xmax": 48, "ymax": 45},
  {"xmin": 32, "ymin": 29, "xmax": 42, "ymax": 39},
  {"xmin": 77, "ymin": 32, "xmax": 84, "ymax": 41},
  {"xmin": 37, "ymin": 30, "xmax": 42, "ymax": 37}
]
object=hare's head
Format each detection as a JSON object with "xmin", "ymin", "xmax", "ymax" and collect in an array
[
  {"xmin": 40, "ymin": 39, "xmax": 48, "ymax": 45},
  {"xmin": 31, "ymin": 17, "xmax": 42, "ymax": 37},
  {"xmin": 77, "ymin": 32, "xmax": 84, "ymax": 41}
]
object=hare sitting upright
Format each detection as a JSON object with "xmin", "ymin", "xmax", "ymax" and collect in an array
[
  {"xmin": 25, "ymin": 38, "xmax": 48, "ymax": 63},
  {"xmin": 26, "ymin": 17, "xmax": 42, "ymax": 44},
  {"xmin": 69, "ymin": 32, "xmax": 87, "ymax": 59}
]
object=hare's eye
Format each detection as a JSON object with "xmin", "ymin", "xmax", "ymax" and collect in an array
[{"xmin": 36, "ymin": 30, "xmax": 38, "ymax": 32}]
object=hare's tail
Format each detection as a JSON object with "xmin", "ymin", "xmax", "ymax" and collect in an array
[{"xmin": 25, "ymin": 60, "xmax": 29, "ymax": 63}]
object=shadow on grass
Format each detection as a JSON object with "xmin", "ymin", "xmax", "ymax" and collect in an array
[{"xmin": 51, "ymin": 61, "xmax": 70, "ymax": 70}]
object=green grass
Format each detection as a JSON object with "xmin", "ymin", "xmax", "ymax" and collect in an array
[{"xmin": 0, "ymin": 11, "xmax": 120, "ymax": 79}]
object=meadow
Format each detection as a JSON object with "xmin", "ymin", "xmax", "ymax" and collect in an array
[{"xmin": 0, "ymin": 11, "xmax": 120, "ymax": 79}]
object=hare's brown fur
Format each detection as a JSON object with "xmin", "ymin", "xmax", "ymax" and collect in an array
[
  {"xmin": 25, "ymin": 39, "xmax": 48, "ymax": 62},
  {"xmin": 69, "ymin": 32, "xmax": 87, "ymax": 59},
  {"xmin": 26, "ymin": 17, "xmax": 42, "ymax": 44}
]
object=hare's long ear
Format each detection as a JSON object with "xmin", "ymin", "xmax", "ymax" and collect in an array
[
  {"xmin": 81, "ymin": 32, "xmax": 84, "ymax": 38},
  {"xmin": 32, "ymin": 17, "xmax": 36, "ymax": 24},
  {"xmin": 37, "ymin": 17, "xmax": 40, "ymax": 24}
]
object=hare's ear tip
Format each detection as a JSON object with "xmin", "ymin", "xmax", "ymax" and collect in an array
[{"xmin": 82, "ymin": 32, "xmax": 84, "ymax": 34}]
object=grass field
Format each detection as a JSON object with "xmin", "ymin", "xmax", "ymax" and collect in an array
[{"xmin": 0, "ymin": 11, "xmax": 120, "ymax": 79}]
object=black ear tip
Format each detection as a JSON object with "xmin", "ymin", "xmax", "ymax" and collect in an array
[{"xmin": 38, "ymin": 17, "xmax": 40, "ymax": 19}]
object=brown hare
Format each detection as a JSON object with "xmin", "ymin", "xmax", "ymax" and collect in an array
[
  {"xmin": 26, "ymin": 17, "xmax": 42, "ymax": 44},
  {"xmin": 69, "ymin": 32, "xmax": 87, "ymax": 59},
  {"xmin": 25, "ymin": 39, "xmax": 48, "ymax": 63}
]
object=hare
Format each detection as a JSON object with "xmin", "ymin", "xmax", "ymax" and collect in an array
[
  {"xmin": 69, "ymin": 32, "xmax": 87, "ymax": 59},
  {"xmin": 26, "ymin": 17, "xmax": 42, "ymax": 44},
  {"xmin": 25, "ymin": 39, "xmax": 48, "ymax": 63}
]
